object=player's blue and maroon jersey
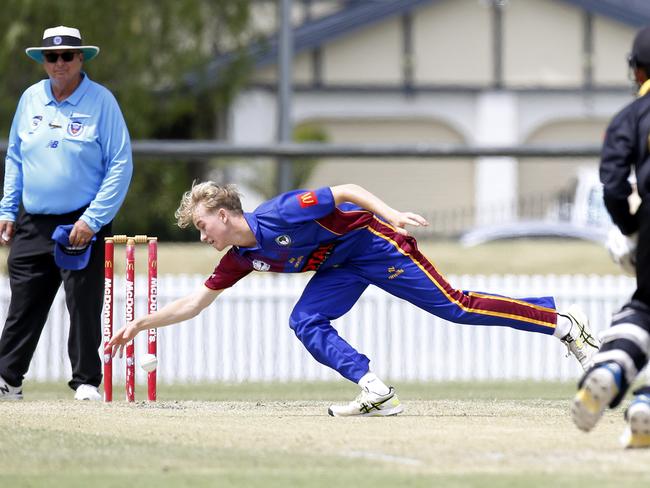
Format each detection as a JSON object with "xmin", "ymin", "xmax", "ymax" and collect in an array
[
  {"xmin": 205, "ymin": 187, "xmax": 377, "ymax": 290},
  {"xmin": 204, "ymin": 186, "xmax": 561, "ymax": 383}
]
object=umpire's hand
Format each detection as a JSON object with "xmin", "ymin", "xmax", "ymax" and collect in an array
[
  {"xmin": 68, "ymin": 219, "xmax": 95, "ymax": 248},
  {"xmin": 0, "ymin": 220, "xmax": 14, "ymax": 245}
]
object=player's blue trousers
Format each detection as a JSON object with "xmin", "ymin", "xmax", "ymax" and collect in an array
[{"xmin": 289, "ymin": 218, "xmax": 558, "ymax": 383}]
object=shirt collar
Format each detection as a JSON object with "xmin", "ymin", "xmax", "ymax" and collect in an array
[
  {"xmin": 239, "ymin": 212, "xmax": 261, "ymax": 252},
  {"xmin": 638, "ymin": 79, "xmax": 650, "ymax": 97},
  {"xmin": 42, "ymin": 72, "xmax": 91, "ymax": 106}
]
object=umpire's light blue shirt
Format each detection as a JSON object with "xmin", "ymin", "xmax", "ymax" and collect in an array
[{"xmin": 0, "ymin": 73, "xmax": 133, "ymax": 232}]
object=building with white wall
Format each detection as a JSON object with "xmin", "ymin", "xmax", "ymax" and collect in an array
[{"xmin": 220, "ymin": 0, "xmax": 647, "ymax": 227}]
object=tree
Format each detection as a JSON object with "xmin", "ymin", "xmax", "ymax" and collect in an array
[
  {"xmin": 0, "ymin": 0, "xmax": 253, "ymax": 137},
  {"xmin": 0, "ymin": 0, "xmax": 255, "ymax": 240}
]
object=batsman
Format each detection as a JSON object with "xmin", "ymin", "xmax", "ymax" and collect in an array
[
  {"xmin": 571, "ymin": 24, "xmax": 650, "ymax": 448},
  {"xmin": 109, "ymin": 182, "xmax": 598, "ymax": 416}
]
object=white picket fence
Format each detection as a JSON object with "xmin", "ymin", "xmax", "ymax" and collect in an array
[{"xmin": 0, "ymin": 273, "xmax": 641, "ymax": 384}]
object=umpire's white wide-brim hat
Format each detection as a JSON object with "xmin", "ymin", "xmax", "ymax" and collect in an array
[{"xmin": 26, "ymin": 26, "xmax": 99, "ymax": 63}]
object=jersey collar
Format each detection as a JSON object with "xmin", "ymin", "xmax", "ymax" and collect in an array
[
  {"xmin": 239, "ymin": 212, "xmax": 261, "ymax": 251},
  {"xmin": 42, "ymin": 72, "xmax": 91, "ymax": 106},
  {"xmin": 638, "ymin": 79, "xmax": 650, "ymax": 97}
]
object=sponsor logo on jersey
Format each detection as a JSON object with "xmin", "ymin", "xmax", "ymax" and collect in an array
[
  {"xmin": 31, "ymin": 115, "xmax": 43, "ymax": 128},
  {"xmin": 302, "ymin": 243, "xmax": 335, "ymax": 272},
  {"xmin": 67, "ymin": 120, "xmax": 84, "ymax": 137},
  {"xmin": 289, "ymin": 256, "xmax": 304, "ymax": 269},
  {"xmin": 252, "ymin": 259, "xmax": 271, "ymax": 272},
  {"xmin": 387, "ymin": 266, "xmax": 404, "ymax": 279},
  {"xmin": 275, "ymin": 234, "xmax": 292, "ymax": 246},
  {"xmin": 297, "ymin": 191, "xmax": 318, "ymax": 208}
]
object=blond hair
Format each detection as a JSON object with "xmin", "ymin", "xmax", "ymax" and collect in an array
[{"xmin": 175, "ymin": 181, "xmax": 243, "ymax": 228}]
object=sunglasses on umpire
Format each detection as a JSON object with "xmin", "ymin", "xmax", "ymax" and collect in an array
[{"xmin": 44, "ymin": 52, "xmax": 78, "ymax": 63}]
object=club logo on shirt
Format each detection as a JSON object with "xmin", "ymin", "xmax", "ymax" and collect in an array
[
  {"xmin": 31, "ymin": 115, "xmax": 43, "ymax": 128},
  {"xmin": 67, "ymin": 120, "xmax": 84, "ymax": 137},
  {"xmin": 252, "ymin": 259, "xmax": 271, "ymax": 272},
  {"xmin": 275, "ymin": 235, "xmax": 292, "ymax": 246},
  {"xmin": 297, "ymin": 191, "xmax": 318, "ymax": 208}
]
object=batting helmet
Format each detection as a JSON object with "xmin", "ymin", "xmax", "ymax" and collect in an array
[{"xmin": 629, "ymin": 25, "xmax": 650, "ymax": 68}]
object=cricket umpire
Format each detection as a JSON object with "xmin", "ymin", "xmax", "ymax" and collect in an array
[
  {"xmin": 572, "ymin": 25, "xmax": 650, "ymax": 448},
  {"xmin": 0, "ymin": 26, "xmax": 132, "ymax": 400}
]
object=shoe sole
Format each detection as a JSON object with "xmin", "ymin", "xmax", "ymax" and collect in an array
[
  {"xmin": 0, "ymin": 395, "xmax": 23, "ymax": 401},
  {"xmin": 621, "ymin": 401, "xmax": 650, "ymax": 448},
  {"xmin": 328, "ymin": 403, "xmax": 404, "ymax": 417},
  {"xmin": 572, "ymin": 367, "xmax": 618, "ymax": 432},
  {"xmin": 74, "ymin": 395, "xmax": 102, "ymax": 401}
]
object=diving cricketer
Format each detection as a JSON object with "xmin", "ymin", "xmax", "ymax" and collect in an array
[{"xmin": 109, "ymin": 182, "xmax": 598, "ymax": 416}]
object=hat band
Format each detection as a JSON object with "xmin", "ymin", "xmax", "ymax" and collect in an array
[
  {"xmin": 42, "ymin": 35, "xmax": 82, "ymax": 48},
  {"xmin": 58, "ymin": 243, "xmax": 91, "ymax": 256}
]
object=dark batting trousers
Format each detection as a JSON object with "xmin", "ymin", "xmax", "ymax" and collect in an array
[
  {"xmin": 633, "ymin": 201, "xmax": 650, "ymax": 309},
  {"xmin": 0, "ymin": 209, "xmax": 110, "ymax": 390}
]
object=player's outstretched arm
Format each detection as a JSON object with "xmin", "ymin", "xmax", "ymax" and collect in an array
[
  {"xmin": 330, "ymin": 183, "xmax": 429, "ymax": 235},
  {"xmin": 108, "ymin": 285, "xmax": 223, "ymax": 357}
]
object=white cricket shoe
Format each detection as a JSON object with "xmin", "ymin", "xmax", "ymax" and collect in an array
[
  {"xmin": 620, "ymin": 394, "xmax": 650, "ymax": 449},
  {"xmin": 572, "ymin": 362, "xmax": 622, "ymax": 432},
  {"xmin": 328, "ymin": 386, "xmax": 403, "ymax": 417},
  {"xmin": 74, "ymin": 384, "xmax": 101, "ymax": 401},
  {"xmin": 561, "ymin": 305, "xmax": 599, "ymax": 371},
  {"xmin": 0, "ymin": 374, "xmax": 23, "ymax": 400}
]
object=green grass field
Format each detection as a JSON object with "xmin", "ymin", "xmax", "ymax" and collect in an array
[
  {"xmin": 0, "ymin": 239, "xmax": 632, "ymax": 487},
  {"xmin": 1, "ymin": 381, "xmax": 648, "ymax": 488}
]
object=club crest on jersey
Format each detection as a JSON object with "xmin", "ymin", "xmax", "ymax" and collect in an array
[
  {"xmin": 275, "ymin": 235, "xmax": 292, "ymax": 246},
  {"xmin": 297, "ymin": 191, "xmax": 318, "ymax": 208},
  {"xmin": 67, "ymin": 120, "xmax": 84, "ymax": 137},
  {"xmin": 252, "ymin": 259, "xmax": 271, "ymax": 272},
  {"xmin": 31, "ymin": 115, "xmax": 43, "ymax": 128}
]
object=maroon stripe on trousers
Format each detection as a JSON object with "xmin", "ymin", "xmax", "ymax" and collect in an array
[{"xmin": 368, "ymin": 218, "xmax": 558, "ymax": 328}]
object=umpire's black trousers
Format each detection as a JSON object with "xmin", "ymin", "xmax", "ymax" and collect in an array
[{"xmin": 0, "ymin": 208, "xmax": 110, "ymax": 390}]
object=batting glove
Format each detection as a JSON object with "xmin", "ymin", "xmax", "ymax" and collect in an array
[{"xmin": 606, "ymin": 227, "xmax": 637, "ymax": 275}]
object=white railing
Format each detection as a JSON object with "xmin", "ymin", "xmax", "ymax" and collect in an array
[{"xmin": 0, "ymin": 273, "xmax": 640, "ymax": 384}]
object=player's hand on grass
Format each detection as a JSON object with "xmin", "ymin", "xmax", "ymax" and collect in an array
[
  {"xmin": 108, "ymin": 322, "xmax": 141, "ymax": 357},
  {"xmin": 388, "ymin": 211, "xmax": 429, "ymax": 236}
]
